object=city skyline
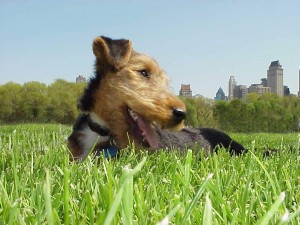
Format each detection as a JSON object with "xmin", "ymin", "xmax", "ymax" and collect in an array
[
  {"xmin": 221, "ymin": 60, "xmax": 292, "ymax": 100},
  {"xmin": 228, "ymin": 66, "xmax": 300, "ymax": 98}
]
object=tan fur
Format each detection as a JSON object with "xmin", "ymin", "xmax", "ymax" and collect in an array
[{"xmin": 92, "ymin": 51, "xmax": 185, "ymax": 148}]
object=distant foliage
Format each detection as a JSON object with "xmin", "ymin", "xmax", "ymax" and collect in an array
[
  {"xmin": 0, "ymin": 80, "xmax": 86, "ymax": 124},
  {"xmin": 213, "ymin": 93, "xmax": 300, "ymax": 132},
  {"xmin": 1, "ymin": 81, "xmax": 300, "ymax": 132},
  {"xmin": 181, "ymin": 93, "xmax": 300, "ymax": 132},
  {"xmin": 180, "ymin": 96, "xmax": 218, "ymax": 129}
]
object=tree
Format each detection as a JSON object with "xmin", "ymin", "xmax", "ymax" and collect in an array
[
  {"xmin": 22, "ymin": 81, "xmax": 48, "ymax": 122},
  {"xmin": 0, "ymin": 82, "xmax": 24, "ymax": 123},
  {"xmin": 181, "ymin": 98, "xmax": 197, "ymax": 127},
  {"xmin": 213, "ymin": 100, "xmax": 230, "ymax": 130},
  {"xmin": 46, "ymin": 79, "xmax": 85, "ymax": 124},
  {"xmin": 193, "ymin": 96, "xmax": 218, "ymax": 128}
]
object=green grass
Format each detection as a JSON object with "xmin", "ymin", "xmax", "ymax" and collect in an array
[{"xmin": 0, "ymin": 124, "xmax": 299, "ymax": 224}]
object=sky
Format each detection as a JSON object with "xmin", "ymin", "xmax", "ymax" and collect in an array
[{"xmin": 1, "ymin": 0, "xmax": 300, "ymax": 99}]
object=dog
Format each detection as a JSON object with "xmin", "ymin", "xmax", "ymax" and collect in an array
[{"xmin": 67, "ymin": 36, "xmax": 245, "ymax": 161}]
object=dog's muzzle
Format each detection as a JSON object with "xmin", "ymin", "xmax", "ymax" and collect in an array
[{"xmin": 172, "ymin": 108, "xmax": 186, "ymax": 122}]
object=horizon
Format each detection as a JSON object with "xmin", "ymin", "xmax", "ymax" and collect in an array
[{"xmin": 1, "ymin": 1, "xmax": 300, "ymax": 99}]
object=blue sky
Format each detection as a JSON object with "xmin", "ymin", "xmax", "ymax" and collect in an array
[{"xmin": 1, "ymin": 0, "xmax": 299, "ymax": 98}]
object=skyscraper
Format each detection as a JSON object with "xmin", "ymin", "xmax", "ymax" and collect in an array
[
  {"xmin": 261, "ymin": 78, "xmax": 267, "ymax": 87},
  {"xmin": 267, "ymin": 60, "xmax": 283, "ymax": 96},
  {"xmin": 215, "ymin": 87, "xmax": 226, "ymax": 100},
  {"xmin": 248, "ymin": 84, "xmax": 271, "ymax": 95},
  {"xmin": 234, "ymin": 85, "xmax": 248, "ymax": 100},
  {"xmin": 76, "ymin": 75, "xmax": 86, "ymax": 83},
  {"xmin": 179, "ymin": 84, "xmax": 192, "ymax": 98},
  {"xmin": 228, "ymin": 76, "xmax": 237, "ymax": 100}
]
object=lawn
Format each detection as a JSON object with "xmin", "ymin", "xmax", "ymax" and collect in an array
[{"xmin": 0, "ymin": 124, "xmax": 299, "ymax": 224}]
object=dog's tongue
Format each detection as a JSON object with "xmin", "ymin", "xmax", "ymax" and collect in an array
[{"xmin": 136, "ymin": 114, "xmax": 158, "ymax": 149}]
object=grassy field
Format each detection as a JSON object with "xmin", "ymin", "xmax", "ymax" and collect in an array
[{"xmin": 0, "ymin": 124, "xmax": 299, "ymax": 224}]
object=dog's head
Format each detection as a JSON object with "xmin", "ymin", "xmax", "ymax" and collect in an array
[{"xmin": 80, "ymin": 36, "xmax": 186, "ymax": 149}]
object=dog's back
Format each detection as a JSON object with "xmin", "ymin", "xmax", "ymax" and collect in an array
[{"xmin": 156, "ymin": 128, "xmax": 245, "ymax": 155}]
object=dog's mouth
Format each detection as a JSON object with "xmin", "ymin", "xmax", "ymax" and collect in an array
[{"xmin": 126, "ymin": 107, "xmax": 158, "ymax": 149}]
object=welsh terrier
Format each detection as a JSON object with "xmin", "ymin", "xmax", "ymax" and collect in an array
[{"xmin": 67, "ymin": 36, "xmax": 245, "ymax": 161}]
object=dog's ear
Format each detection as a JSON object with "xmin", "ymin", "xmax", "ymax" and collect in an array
[{"xmin": 93, "ymin": 36, "xmax": 132, "ymax": 69}]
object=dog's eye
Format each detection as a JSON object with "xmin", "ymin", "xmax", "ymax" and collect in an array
[{"xmin": 138, "ymin": 70, "xmax": 150, "ymax": 78}]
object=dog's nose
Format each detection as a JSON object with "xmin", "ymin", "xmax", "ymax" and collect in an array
[{"xmin": 172, "ymin": 108, "xmax": 186, "ymax": 121}]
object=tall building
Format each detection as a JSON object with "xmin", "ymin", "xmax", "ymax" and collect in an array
[
  {"xmin": 228, "ymin": 76, "xmax": 237, "ymax": 100},
  {"xmin": 76, "ymin": 75, "xmax": 86, "ymax": 83},
  {"xmin": 248, "ymin": 84, "xmax": 271, "ymax": 96},
  {"xmin": 179, "ymin": 84, "xmax": 192, "ymax": 98},
  {"xmin": 284, "ymin": 86, "xmax": 290, "ymax": 96},
  {"xmin": 214, "ymin": 87, "xmax": 226, "ymax": 100},
  {"xmin": 234, "ymin": 85, "xmax": 248, "ymax": 100},
  {"xmin": 267, "ymin": 60, "xmax": 283, "ymax": 96},
  {"xmin": 261, "ymin": 78, "xmax": 268, "ymax": 87}
]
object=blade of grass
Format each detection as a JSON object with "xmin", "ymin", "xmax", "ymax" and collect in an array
[
  {"xmin": 255, "ymin": 192, "xmax": 285, "ymax": 225},
  {"xmin": 156, "ymin": 204, "xmax": 181, "ymax": 225},
  {"xmin": 85, "ymin": 192, "xmax": 94, "ymax": 223},
  {"xmin": 249, "ymin": 149, "xmax": 278, "ymax": 196},
  {"xmin": 202, "ymin": 193, "xmax": 213, "ymax": 225},
  {"xmin": 277, "ymin": 207, "xmax": 300, "ymax": 225},
  {"xmin": 122, "ymin": 166, "xmax": 134, "ymax": 225},
  {"xmin": 103, "ymin": 157, "xmax": 146, "ymax": 225},
  {"xmin": 7, "ymin": 199, "xmax": 21, "ymax": 225},
  {"xmin": 182, "ymin": 173, "xmax": 213, "ymax": 224},
  {"xmin": 183, "ymin": 149, "xmax": 193, "ymax": 204},
  {"xmin": 43, "ymin": 170, "xmax": 54, "ymax": 225},
  {"xmin": 63, "ymin": 167, "xmax": 70, "ymax": 225},
  {"xmin": 230, "ymin": 208, "xmax": 240, "ymax": 225}
]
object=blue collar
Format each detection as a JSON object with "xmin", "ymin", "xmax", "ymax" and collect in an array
[{"xmin": 101, "ymin": 146, "xmax": 118, "ymax": 158}]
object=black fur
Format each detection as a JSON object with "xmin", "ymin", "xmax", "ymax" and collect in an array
[
  {"xmin": 198, "ymin": 128, "xmax": 245, "ymax": 155},
  {"xmin": 79, "ymin": 72, "xmax": 102, "ymax": 111},
  {"xmin": 156, "ymin": 128, "xmax": 246, "ymax": 155},
  {"xmin": 68, "ymin": 114, "xmax": 89, "ymax": 147},
  {"xmin": 100, "ymin": 36, "xmax": 130, "ymax": 61},
  {"xmin": 79, "ymin": 36, "xmax": 127, "ymax": 111},
  {"xmin": 86, "ymin": 115, "xmax": 110, "ymax": 136},
  {"xmin": 71, "ymin": 113, "xmax": 89, "ymax": 133}
]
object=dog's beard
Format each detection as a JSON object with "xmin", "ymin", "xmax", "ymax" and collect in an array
[{"xmin": 126, "ymin": 107, "xmax": 159, "ymax": 149}]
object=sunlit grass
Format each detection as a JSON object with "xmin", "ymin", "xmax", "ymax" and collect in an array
[{"xmin": 0, "ymin": 124, "xmax": 299, "ymax": 224}]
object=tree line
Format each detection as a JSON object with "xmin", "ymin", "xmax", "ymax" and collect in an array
[
  {"xmin": 0, "ymin": 80, "xmax": 86, "ymax": 124},
  {"xmin": 1, "ymin": 80, "xmax": 300, "ymax": 132},
  {"xmin": 182, "ymin": 93, "xmax": 300, "ymax": 132}
]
